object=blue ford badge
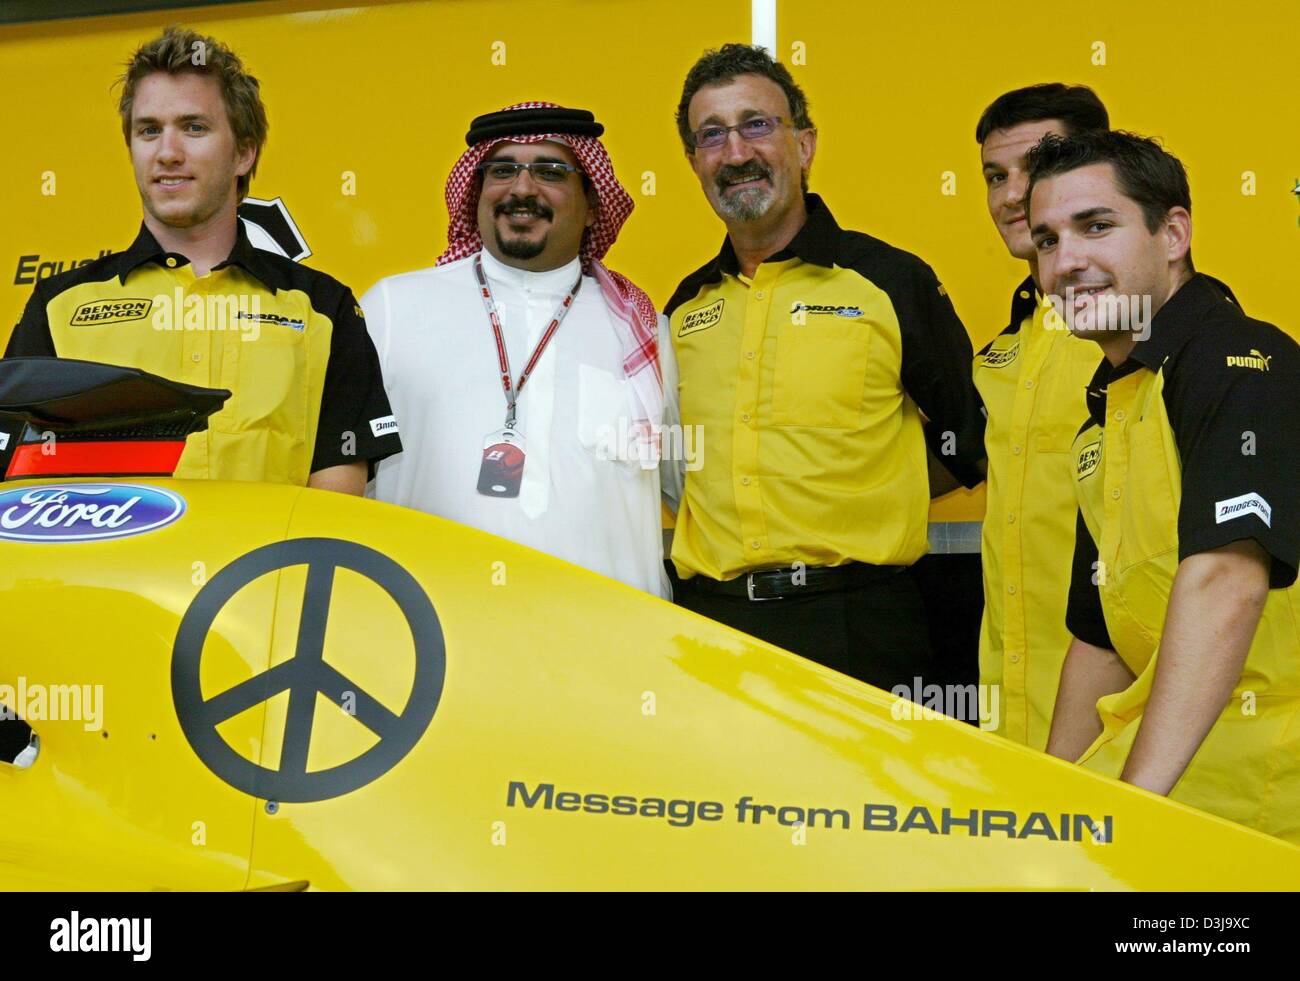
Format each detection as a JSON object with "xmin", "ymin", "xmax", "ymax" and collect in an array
[{"xmin": 0, "ymin": 484, "xmax": 186, "ymax": 542}]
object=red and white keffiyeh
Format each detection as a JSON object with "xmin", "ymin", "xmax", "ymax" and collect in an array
[{"xmin": 438, "ymin": 102, "xmax": 663, "ymax": 467}]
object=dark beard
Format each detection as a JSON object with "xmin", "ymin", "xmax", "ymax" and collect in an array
[{"xmin": 495, "ymin": 228, "xmax": 548, "ymax": 261}]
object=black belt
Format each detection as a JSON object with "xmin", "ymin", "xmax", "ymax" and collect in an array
[{"xmin": 687, "ymin": 562, "xmax": 905, "ymax": 602}]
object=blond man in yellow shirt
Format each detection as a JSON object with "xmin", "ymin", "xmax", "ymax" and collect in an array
[
  {"xmin": 4, "ymin": 27, "xmax": 400, "ymax": 492},
  {"xmin": 972, "ymin": 84, "xmax": 1109, "ymax": 747}
]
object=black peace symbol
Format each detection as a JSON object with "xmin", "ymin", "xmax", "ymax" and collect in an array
[{"xmin": 171, "ymin": 538, "xmax": 445, "ymax": 803}]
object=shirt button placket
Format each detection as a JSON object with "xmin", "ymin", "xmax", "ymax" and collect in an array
[{"xmin": 735, "ymin": 271, "xmax": 775, "ymax": 560}]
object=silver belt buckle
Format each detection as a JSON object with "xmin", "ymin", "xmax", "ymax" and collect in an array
[{"xmin": 746, "ymin": 572, "xmax": 783, "ymax": 602}]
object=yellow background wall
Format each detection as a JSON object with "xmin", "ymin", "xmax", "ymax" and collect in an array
[
  {"xmin": 1, "ymin": 0, "xmax": 1295, "ymax": 524},
  {"xmin": 780, "ymin": 0, "xmax": 1299, "ymax": 351}
]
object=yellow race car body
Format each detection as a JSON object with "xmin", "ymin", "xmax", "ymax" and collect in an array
[{"xmin": 1, "ymin": 476, "xmax": 1297, "ymax": 890}]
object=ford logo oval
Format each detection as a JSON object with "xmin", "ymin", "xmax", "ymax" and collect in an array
[{"xmin": 0, "ymin": 484, "xmax": 186, "ymax": 542}]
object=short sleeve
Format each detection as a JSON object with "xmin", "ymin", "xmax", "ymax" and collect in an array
[
  {"xmin": 1165, "ymin": 327, "xmax": 1300, "ymax": 588},
  {"xmin": 1066, "ymin": 509, "xmax": 1113, "ymax": 649},
  {"xmin": 310, "ymin": 287, "xmax": 403, "ymax": 477},
  {"xmin": 4, "ymin": 281, "xmax": 56, "ymax": 357},
  {"xmin": 890, "ymin": 262, "xmax": 987, "ymax": 488}
]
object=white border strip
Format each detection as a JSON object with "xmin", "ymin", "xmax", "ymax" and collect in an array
[
  {"xmin": 927, "ymin": 521, "xmax": 984, "ymax": 555},
  {"xmin": 751, "ymin": 0, "xmax": 777, "ymax": 53}
]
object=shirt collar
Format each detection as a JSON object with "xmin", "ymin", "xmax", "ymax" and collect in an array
[
  {"xmin": 1127, "ymin": 272, "xmax": 1238, "ymax": 371},
  {"xmin": 477, "ymin": 246, "xmax": 583, "ymax": 295},
  {"xmin": 1082, "ymin": 273, "xmax": 1239, "ymax": 428},
  {"xmin": 1004, "ymin": 273, "xmax": 1039, "ymax": 331},
  {"xmin": 1083, "ymin": 356, "xmax": 1129, "ymax": 429},
  {"xmin": 709, "ymin": 192, "xmax": 840, "ymax": 278},
  {"xmin": 116, "ymin": 220, "xmax": 290, "ymax": 292}
]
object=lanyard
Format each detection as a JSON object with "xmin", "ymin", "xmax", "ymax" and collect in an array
[{"xmin": 474, "ymin": 253, "xmax": 583, "ymax": 429}]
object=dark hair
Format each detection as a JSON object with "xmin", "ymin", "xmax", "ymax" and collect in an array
[
  {"xmin": 1026, "ymin": 130, "xmax": 1191, "ymax": 235},
  {"xmin": 675, "ymin": 44, "xmax": 813, "ymax": 153},
  {"xmin": 975, "ymin": 83, "xmax": 1108, "ymax": 145},
  {"xmin": 118, "ymin": 25, "xmax": 268, "ymax": 197}
]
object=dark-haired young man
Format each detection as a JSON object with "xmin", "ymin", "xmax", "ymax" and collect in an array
[
  {"xmin": 664, "ymin": 44, "xmax": 986, "ymax": 689},
  {"xmin": 3, "ymin": 26, "xmax": 400, "ymax": 491},
  {"xmin": 972, "ymin": 84, "xmax": 1109, "ymax": 747},
  {"xmin": 1029, "ymin": 131, "xmax": 1300, "ymax": 842}
]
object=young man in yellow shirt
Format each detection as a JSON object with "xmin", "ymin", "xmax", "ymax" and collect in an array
[
  {"xmin": 972, "ymin": 84, "xmax": 1109, "ymax": 747},
  {"xmin": 1031, "ymin": 130, "xmax": 1300, "ymax": 843},
  {"xmin": 4, "ymin": 27, "xmax": 400, "ymax": 491}
]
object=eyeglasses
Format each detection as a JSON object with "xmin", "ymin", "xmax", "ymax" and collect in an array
[
  {"xmin": 691, "ymin": 116, "xmax": 791, "ymax": 149},
  {"xmin": 475, "ymin": 161, "xmax": 583, "ymax": 184}
]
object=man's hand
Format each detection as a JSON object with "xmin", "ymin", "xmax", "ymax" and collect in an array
[
  {"xmin": 307, "ymin": 461, "xmax": 368, "ymax": 496},
  {"xmin": 926, "ymin": 445, "xmax": 985, "ymax": 498},
  {"xmin": 1120, "ymin": 540, "xmax": 1270, "ymax": 796},
  {"xmin": 1047, "ymin": 636, "xmax": 1134, "ymax": 763}
]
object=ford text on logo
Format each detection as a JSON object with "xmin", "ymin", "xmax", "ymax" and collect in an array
[{"xmin": 0, "ymin": 484, "xmax": 186, "ymax": 542}]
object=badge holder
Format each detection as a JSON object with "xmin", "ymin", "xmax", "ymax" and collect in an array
[
  {"xmin": 471, "ymin": 254, "xmax": 580, "ymax": 500},
  {"xmin": 477, "ymin": 426, "xmax": 526, "ymax": 498}
]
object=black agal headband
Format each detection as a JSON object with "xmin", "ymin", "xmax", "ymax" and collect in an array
[{"xmin": 464, "ymin": 107, "xmax": 604, "ymax": 146}]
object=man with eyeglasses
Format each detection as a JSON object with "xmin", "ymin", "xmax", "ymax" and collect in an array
[
  {"xmin": 665, "ymin": 45, "xmax": 986, "ymax": 689},
  {"xmin": 362, "ymin": 102, "xmax": 680, "ymax": 597}
]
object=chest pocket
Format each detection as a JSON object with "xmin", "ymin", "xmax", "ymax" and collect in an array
[
  {"xmin": 1102, "ymin": 388, "xmax": 1180, "ymax": 659},
  {"xmin": 1114, "ymin": 391, "xmax": 1180, "ymax": 574},
  {"xmin": 771, "ymin": 318, "xmax": 870, "ymax": 429},
  {"xmin": 217, "ymin": 310, "xmax": 312, "ymax": 439}
]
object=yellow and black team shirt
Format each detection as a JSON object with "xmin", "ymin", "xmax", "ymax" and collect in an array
[
  {"xmin": 664, "ymin": 194, "xmax": 986, "ymax": 581},
  {"xmin": 4, "ymin": 223, "xmax": 401, "ymax": 485},
  {"xmin": 1065, "ymin": 273, "xmax": 1300, "ymax": 844},
  {"xmin": 974, "ymin": 276, "xmax": 1101, "ymax": 748}
]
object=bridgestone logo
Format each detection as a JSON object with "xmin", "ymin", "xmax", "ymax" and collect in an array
[
  {"xmin": 70, "ymin": 298, "xmax": 152, "ymax": 325},
  {"xmin": 1215, "ymin": 492, "xmax": 1272, "ymax": 527},
  {"xmin": 369, "ymin": 415, "xmax": 399, "ymax": 437}
]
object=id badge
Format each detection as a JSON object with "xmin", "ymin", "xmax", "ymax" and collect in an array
[{"xmin": 477, "ymin": 428, "xmax": 526, "ymax": 498}]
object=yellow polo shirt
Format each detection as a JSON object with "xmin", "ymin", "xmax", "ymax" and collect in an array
[
  {"xmin": 4, "ymin": 223, "xmax": 400, "ymax": 484},
  {"xmin": 1066, "ymin": 274, "xmax": 1300, "ymax": 844},
  {"xmin": 664, "ymin": 194, "xmax": 986, "ymax": 581},
  {"xmin": 974, "ymin": 276, "xmax": 1100, "ymax": 747}
]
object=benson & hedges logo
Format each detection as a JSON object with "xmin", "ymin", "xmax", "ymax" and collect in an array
[
  {"xmin": 70, "ymin": 298, "xmax": 153, "ymax": 326},
  {"xmin": 678, "ymin": 299, "xmax": 724, "ymax": 337}
]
